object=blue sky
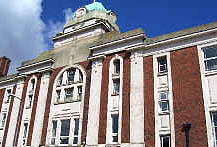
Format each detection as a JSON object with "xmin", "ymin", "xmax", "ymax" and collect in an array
[{"xmin": 1, "ymin": 0, "xmax": 217, "ymax": 74}]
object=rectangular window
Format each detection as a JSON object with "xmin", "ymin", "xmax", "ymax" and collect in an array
[
  {"xmin": 60, "ymin": 119, "xmax": 70, "ymax": 145},
  {"xmin": 22, "ymin": 123, "xmax": 29, "ymax": 146},
  {"xmin": 56, "ymin": 90, "xmax": 61, "ymax": 101},
  {"xmin": 1, "ymin": 113, "xmax": 7, "ymax": 128},
  {"xmin": 204, "ymin": 46, "xmax": 217, "ymax": 71},
  {"xmin": 112, "ymin": 114, "xmax": 119, "ymax": 143},
  {"xmin": 50, "ymin": 120, "xmax": 57, "ymax": 145},
  {"xmin": 160, "ymin": 135, "xmax": 170, "ymax": 147},
  {"xmin": 113, "ymin": 79, "xmax": 120, "ymax": 95},
  {"xmin": 158, "ymin": 56, "xmax": 167, "ymax": 74},
  {"xmin": 211, "ymin": 112, "xmax": 217, "ymax": 146},
  {"xmin": 5, "ymin": 89, "xmax": 11, "ymax": 103},
  {"xmin": 159, "ymin": 92, "xmax": 169, "ymax": 112},
  {"xmin": 73, "ymin": 118, "xmax": 79, "ymax": 145}
]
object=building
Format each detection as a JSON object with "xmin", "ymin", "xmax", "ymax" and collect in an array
[{"xmin": 0, "ymin": 2, "xmax": 217, "ymax": 147}]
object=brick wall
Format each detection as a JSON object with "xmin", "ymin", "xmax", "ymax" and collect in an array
[
  {"xmin": 98, "ymin": 51, "xmax": 130, "ymax": 144},
  {"xmin": 170, "ymin": 46, "xmax": 208, "ymax": 147},
  {"xmin": 143, "ymin": 56, "xmax": 155, "ymax": 147}
]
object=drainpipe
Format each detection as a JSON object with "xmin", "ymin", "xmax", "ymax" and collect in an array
[{"xmin": 182, "ymin": 123, "xmax": 191, "ymax": 147}]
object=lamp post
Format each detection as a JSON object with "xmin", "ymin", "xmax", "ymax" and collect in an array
[
  {"xmin": 9, "ymin": 94, "xmax": 22, "ymax": 147},
  {"xmin": 182, "ymin": 123, "xmax": 191, "ymax": 147}
]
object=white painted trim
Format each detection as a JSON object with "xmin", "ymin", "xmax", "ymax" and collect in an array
[
  {"xmin": 45, "ymin": 64, "xmax": 87, "ymax": 146},
  {"xmin": 86, "ymin": 58, "xmax": 103, "ymax": 146},
  {"xmin": 129, "ymin": 52, "xmax": 144, "ymax": 144},
  {"xmin": 89, "ymin": 34, "xmax": 145, "ymax": 50},
  {"xmin": 106, "ymin": 55, "xmax": 123, "ymax": 144},
  {"xmin": 17, "ymin": 59, "xmax": 55, "ymax": 71},
  {"xmin": 197, "ymin": 42, "xmax": 217, "ymax": 147}
]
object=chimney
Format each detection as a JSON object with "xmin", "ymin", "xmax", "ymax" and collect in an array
[{"xmin": 0, "ymin": 56, "xmax": 11, "ymax": 77}]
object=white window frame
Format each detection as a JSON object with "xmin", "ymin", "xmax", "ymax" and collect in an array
[
  {"xmin": 54, "ymin": 67, "xmax": 85, "ymax": 104},
  {"xmin": 0, "ymin": 112, "xmax": 7, "ymax": 129},
  {"xmin": 4, "ymin": 88, "xmax": 12, "ymax": 104},
  {"xmin": 211, "ymin": 112, "xmax": 217, "ymax": 147},
  {"xmin": 203, "ymin": 46, "xmax": 217, "ymax": 71},
  {"xmin": 22, "ymin": 122, "xmax": 29, "ymax": 146},
  {"xmin": 158, "ymin": 92, "xmax": 169, "ymax": 113},
  {"xmin": 157, "ymin": 56, "xmax": 168, "ymax": 74},
  {"xmin": 160, "ymin": 135, "xmax": 171, "ymax": 147},
  {"xmin": 25, "ymin": 77, "xmax": 37, "ymax": 109}
]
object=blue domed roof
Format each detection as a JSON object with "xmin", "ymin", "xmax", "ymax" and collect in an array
[{"xmin": 85, "ymin": 2, "xmax": 110, "ymax": 13}]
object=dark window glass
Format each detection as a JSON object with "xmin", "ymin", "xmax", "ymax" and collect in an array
[
  {"xmin": 161, "ymin": 135, "xmax": 170, "ymax": 147},
  {"xmin": 204, "ymin": 47, "xmax": 217, "ymax": 58},
  {"xmin": 158, "ymin": 56, "xmax": 167, "ymax": 73},
  {"xmin": 60, "ymin": 119, "xmax": 70, "ymax": 136},
  {"xmin": 114, "ymin": 60, "xmax": 120, "ymax": 74},
  {"xmin": 74, "ymin": 119, "xmax": 79, "ymax": 136},
  {"xmin": 112, "ymin": 115, "xmax": 119, "ymax": 134}
]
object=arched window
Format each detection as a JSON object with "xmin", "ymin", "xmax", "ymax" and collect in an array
[
  {"xmin": 47, "ymin": 65, "xmax": 86, "ymax": 146},
  {"xmin": 54, "ymin": 67, "xmax": 84, "ymax": 104},
  {"xmin": 106, "ymin": 56, "xmax": 123, "ymax": 144}
]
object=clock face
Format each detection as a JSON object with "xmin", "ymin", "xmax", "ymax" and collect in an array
[{"xmin": 75, "ymin": 8, "xmax": 87, "ymax": 18}]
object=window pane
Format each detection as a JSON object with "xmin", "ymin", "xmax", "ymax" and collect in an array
[
  {"xmin": 204, "ymin": 47, "xmax": 217, "ymax": 58},
  {"xmin": 60, "ymin": 137, "xmax": 69, "ymax": 144},
  {"xmin": 161, "ymin": 136, "xmax": 170, "ymax": 147},
  {"xmin": 1, "ymin": 113, "xmax": 6, "ymax": 128},
  {"xmin": 73, "ymin": 137, "xmax": 78, "ymax": 144},
  {"xmin": 23, "ymin": 123, "xmax": 28, "ymax": 138},
  {"xmin": 159, "ymin": 93, "xmax": 167, "ymax": 100},
  {"xmin": 114, "ymin": 60, "xmax": 120, "ymax": 74},
  {"xmin": 205, "ymin": 58, "xmax": 217, "ymax": 71},
  {"xmin": 158, "ymin": 56, "xmax": 167, "ymax": 73},
  {"xmin": 112, "ymin": 115, "xmax": 119, "ymax": 133},
  {"xmin": 68, "ymin": 69, "xmax": 75, "ymax": 82},
  {"xmin": 163, "ymin": 137, "xmax": 170, "ymax": 147},
  {"xmin": 113, "ymin": 79, "xmax": 120, "ymax": 94},
  {"xmin": 52, "ymin": 121, "xmax": 57, "ymax": 137},
  {"xmin": 112, "ymin": 136, "xmax": 118, "ymax": 142},
  {"xmin": 161, "ymin": 101, "xmax": 169, "ymax": 112},
  {"xmin": 51, "ymin": 138, "xmax": 55, "ymax": 145},
  {"xmin": 74, "ymin": 119, "xmax": 79, "ymax": 135},
  {"xmin": 60, "ymin": 119, "xmax": 70, "ymax": 136}
]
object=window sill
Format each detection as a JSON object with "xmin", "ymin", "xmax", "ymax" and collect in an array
[
  {"xmin": 205, "ymin": 69, "xmax": 217, "ymax": 76},
  {"xmin": 111, "ymin": 93, "xmax": 119, "ymax": 96},
  {"xmin": 158, "ymin": 111, "xmax": 170, "ymax": 115},
  {"xmin": 157, "ymin": 72, "xmax": 168, "ymax": 77}
]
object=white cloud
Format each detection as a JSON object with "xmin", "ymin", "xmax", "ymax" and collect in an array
[
  {"xmin": 0, "ymin": 0, "xmax": 75, "ymax": 75},
  {"xmin": 0, "ymin": 0, "xmax": 47, "ymax": 74},
  {"xmin": 45, "ymin": 8, "xmax": 73, "ymax": 45}
]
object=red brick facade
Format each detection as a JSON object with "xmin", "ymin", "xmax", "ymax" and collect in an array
[
  {"xmin": 121, "ymin": 52, "xmax": 130, "ymax": 143},
  {"xmin": 2, "ymin": 86, "xmax": 16, "ymax": 147},
  {"xmin": 143, "ymin": 56, "xmax": 155, "ymax": 147},
  {"xmin": 170, "ymin": 46, "xmax": 208, "ymax": 147},
  {"xmin": 98, "ymin": 55, "xmax": 110, "ymax": 144},
  {"xmin": 98, "ymin": 52, "xmax": 131, "ymax": 144}
]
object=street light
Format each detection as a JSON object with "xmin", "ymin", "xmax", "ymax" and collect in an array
[
  {"xmin": 182, "ymin": 123, "xmax": 191, "ymax": 147},
  {"xmin": 9, "ymin": 94, "xmax": 22, "ymax": 147}
]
